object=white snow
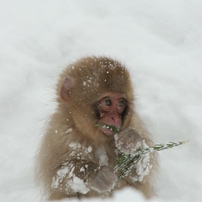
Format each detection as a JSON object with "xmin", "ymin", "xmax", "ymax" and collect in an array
[
  {"xmin": 1, "ymin": 0, "xmax": 202, "ymax": 201},
  {"xmin": 133, "ymin": 152, "xmax": 153, "ymax": 182},
  {"xmin": 69, "ymin": 142, "xmax": 81, "ymax": 150},
  {"xmin": 95, "ymin": 146, "xmax": 109, "ymax": 166},
  {"xmin": 65, "ymin": 128, "xmax": 73, "ymax": 133},
  {"xmin": 130, "ymin": 140, "xmax": 153, "ymax": 182},
  {"xmin": 52, "ymin": 163, "xmax": 90, "ymax": 194},
  {"xmin": 52, "ymin": 166, "xmax": 70, "ymax": 189},
  {"xmin": 87, "ymin": 146, "xmax": 93, "ymax": 153},
  {"xmin": 67, "ymin": 176, "xmax": 90, "ymax": 195}
]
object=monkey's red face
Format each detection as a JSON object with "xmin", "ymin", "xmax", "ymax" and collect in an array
[{"xmin": 97, "ymin": 93, "xmax": 127, "ymax": 136}]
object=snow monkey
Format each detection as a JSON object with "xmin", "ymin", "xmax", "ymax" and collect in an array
[{"xmin": 35, "ymin": 56, "xmax": 158, "ymax": 200}]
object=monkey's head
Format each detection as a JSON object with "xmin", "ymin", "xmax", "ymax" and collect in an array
[{"xmin": 57, "ymin": 56, "xmax": 134, "ymax": 142}]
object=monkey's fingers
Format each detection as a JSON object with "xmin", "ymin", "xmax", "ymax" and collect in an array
[
  {"xmin": 89, "ymin": 167, "xmax": 117, "ymax": 193},
  {"xmin": 114, "ymin": 128, "xmax": 144, "ymax": 154}
]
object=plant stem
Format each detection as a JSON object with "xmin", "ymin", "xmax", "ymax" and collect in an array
[
  {"xmin": 95, "ymin": 123, "xmax": 119, "ymax": 134},
  {"xmin": 95, "ymin": 123, "xmax": 188, "ymax": 178},
  {"xmin": 114, "ymin": 140, "xmax": 188, "ymax": 178}
]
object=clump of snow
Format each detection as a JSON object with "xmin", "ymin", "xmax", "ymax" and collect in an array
[
  {"xmin": 95, "ymin": 146, "xmax": 109, "ymax": 166},
  {"xmin": 69, "ymin": 142, "xmax": 93, "ymax": 155},
  {"xmin": 67, "ymin": 176, "xmax": 90, "ymax": 194},
  {"xmin": 52, "ymin": 163, "xmax": 90, "ymax": 194},
  {"xmin": 87, "ymin": 146, "xmax": 92, "ymax": 153},
  {"xmin": 134, "ymin": 141, "xmax": 153, "ymax": 182},
  {"xmin": 69, "ymin": 142, "xmax": 81, "ymax": 150},
  {"xmin": 65, "ymin": 128, "xmax": 73, "ymax": 133},
  {"xmin": 80, "ymin": 167, "xmax": 85, "ymax": 172},
  {"xmin": 114, "ymin": 134, "xmax": 120, "ymax": 144},
  {"xmin": 70, "ymin": 151, "xmax": 75, "ymax": 157},
  {"xmin": 52, "ymin": 166, "xmax": 70, "ymax": 189},
  {"xmin": 131, "ymin": 139, "xmax": 148, "ymax": 155},
  {"xmin": 99, "ymin": 154, "xmax": 109, "ymax": 167},
  {"xmin": 132, "ymin": 152, "xmax": 152, "ymax": 182}
]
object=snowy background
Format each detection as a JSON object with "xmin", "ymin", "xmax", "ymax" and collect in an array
[{"xmin": 0, "ymin": 0, "xmax": 202, "ymax": 201}]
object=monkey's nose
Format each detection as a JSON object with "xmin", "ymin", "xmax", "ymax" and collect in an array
[{"xmin": 111, "ymin": 116, "xmax": 120, "ymax": 124}]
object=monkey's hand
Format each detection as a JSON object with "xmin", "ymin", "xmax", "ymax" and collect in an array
[
  {"xmin": 114, "ymin": 128, "xmax": 144, "ymax": 155},
  {"xmin": 114, "ymin": 128, "xmax": 153, "ymax": 182},
  {"xmin": 89, "ymin": 166, "xmax": 117, "ymax": 193}
]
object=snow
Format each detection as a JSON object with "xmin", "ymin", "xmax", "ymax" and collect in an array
[
  {"xmin": 0, "ymin": 0, "xmax": 202, "ymax": 201},
  {"xmin": 130, "ymin": 140, "xmax": 153, "ymax": 183},
  {"xmin": 52, "ymin": 163, "xmax": 90, "ymax": 195},
  {"xmin": 87, "ymin": 146, "xmax": 93, "ymax": 153},
  {"xmin": 69, "ymin": 142, "xmax": 81, "ymax": 150},
  {"xmin": 67, "ymin": 176, "xmax": 90, "ymax": 195},
  {"xmin": 95, "ymin": 146, "xmax": 109, "ymax": 166},
  {"xmin": 52, "ymin": 166, "xmax": 70, "ymax": 189},
  {"xmin": 65, "ymin": 128, "xmax": 72, "ymax": 133},
  {"xmin": 134, "ymin": 152, "xmax": 152, "ymax": 183}
]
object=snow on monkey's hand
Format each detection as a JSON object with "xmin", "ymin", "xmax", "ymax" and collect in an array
[
  {"xmin": 89, "ymin": 166, "xmax": 117, "ymax": 193},
  {"xmin": 114, "ymin": 128, "xmax": 144, "ymax": 155}
]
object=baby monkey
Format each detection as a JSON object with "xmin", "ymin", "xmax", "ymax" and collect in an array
[{"xmin": 35, "ymin": 56, "xmax": 158, "ymax": 200}]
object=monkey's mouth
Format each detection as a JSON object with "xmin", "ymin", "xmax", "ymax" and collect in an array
[{"xmin": 95, "ymin": 124, "xmax": 119, "ymax": 136}]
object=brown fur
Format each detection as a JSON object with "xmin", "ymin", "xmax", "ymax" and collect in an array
[{"xmin": 35, "ymin": 56, "xmax": 158, "ymax": 200}]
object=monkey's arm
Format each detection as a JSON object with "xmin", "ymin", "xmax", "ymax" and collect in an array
[
  {"xmin": 50, "ymin": 160, "xmax": 96, "ymax": 195},
  {"xmin": 48, "ymin": 159, "xmax": 96, "ymax": 200},
  {"xmin": 114, "ymin": 128, "xmax": 157, "ymax": 197},
  {"xmin": 50, "ymin": 158, "xmax": 117, "ymax": 199}
]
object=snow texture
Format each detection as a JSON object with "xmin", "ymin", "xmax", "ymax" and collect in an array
[
  {"xmin": 67, "ymin": 176, "xmax": 90, "ymax": 194},
  {"xmin": 95, "ymin": 146, "xmax": 109, "ymax": 166},
  {"xmin": 1, "ymin": 0, "xmax": 202, "ymax": 201},
  {"xmin": 133, "ymin": 153, "xmax": 152, "ymax": 182},
  {"xmin": 131, "ymin": 140, "xmax": 153, "ymax": 182},
  {"xmin": 52, "ymin": 162, "xmax": 90, "ymax": 195}
]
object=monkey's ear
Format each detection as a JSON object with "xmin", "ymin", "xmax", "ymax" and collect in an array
[{"xmin": 60, "ymin": 76, "xmax": 75, "ymax": 103}]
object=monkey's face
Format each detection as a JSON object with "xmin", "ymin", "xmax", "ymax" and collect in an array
[
  {"xmin": 59, "ymin": 56, "xmax": 134, "ymax": 140},
  {"xmin": 97, "ymin": 92, "xmax": 127, "ymax": 136}
]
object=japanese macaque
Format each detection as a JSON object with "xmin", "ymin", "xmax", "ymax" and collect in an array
[{"xmin": 35, "ymin": 56, "xmax": 158, "ymax": 200}]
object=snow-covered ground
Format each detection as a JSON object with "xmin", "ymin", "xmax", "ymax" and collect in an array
[{"xmin": 1, "ymin": 0, "xmax": 202, "ymax": 201}]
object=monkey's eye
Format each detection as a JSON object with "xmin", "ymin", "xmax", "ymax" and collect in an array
[
  {"xmin": 104, "ymin": 98, "xmax": 111, "ymax": 106},
  {"xmin": 117, "ymin": 99, "xmax": 125, "ymax": 108}
]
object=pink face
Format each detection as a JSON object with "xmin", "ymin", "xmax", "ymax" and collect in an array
[{"xmin": 97, "ymin": 92, "xmax": 127, "ymax": 136}]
